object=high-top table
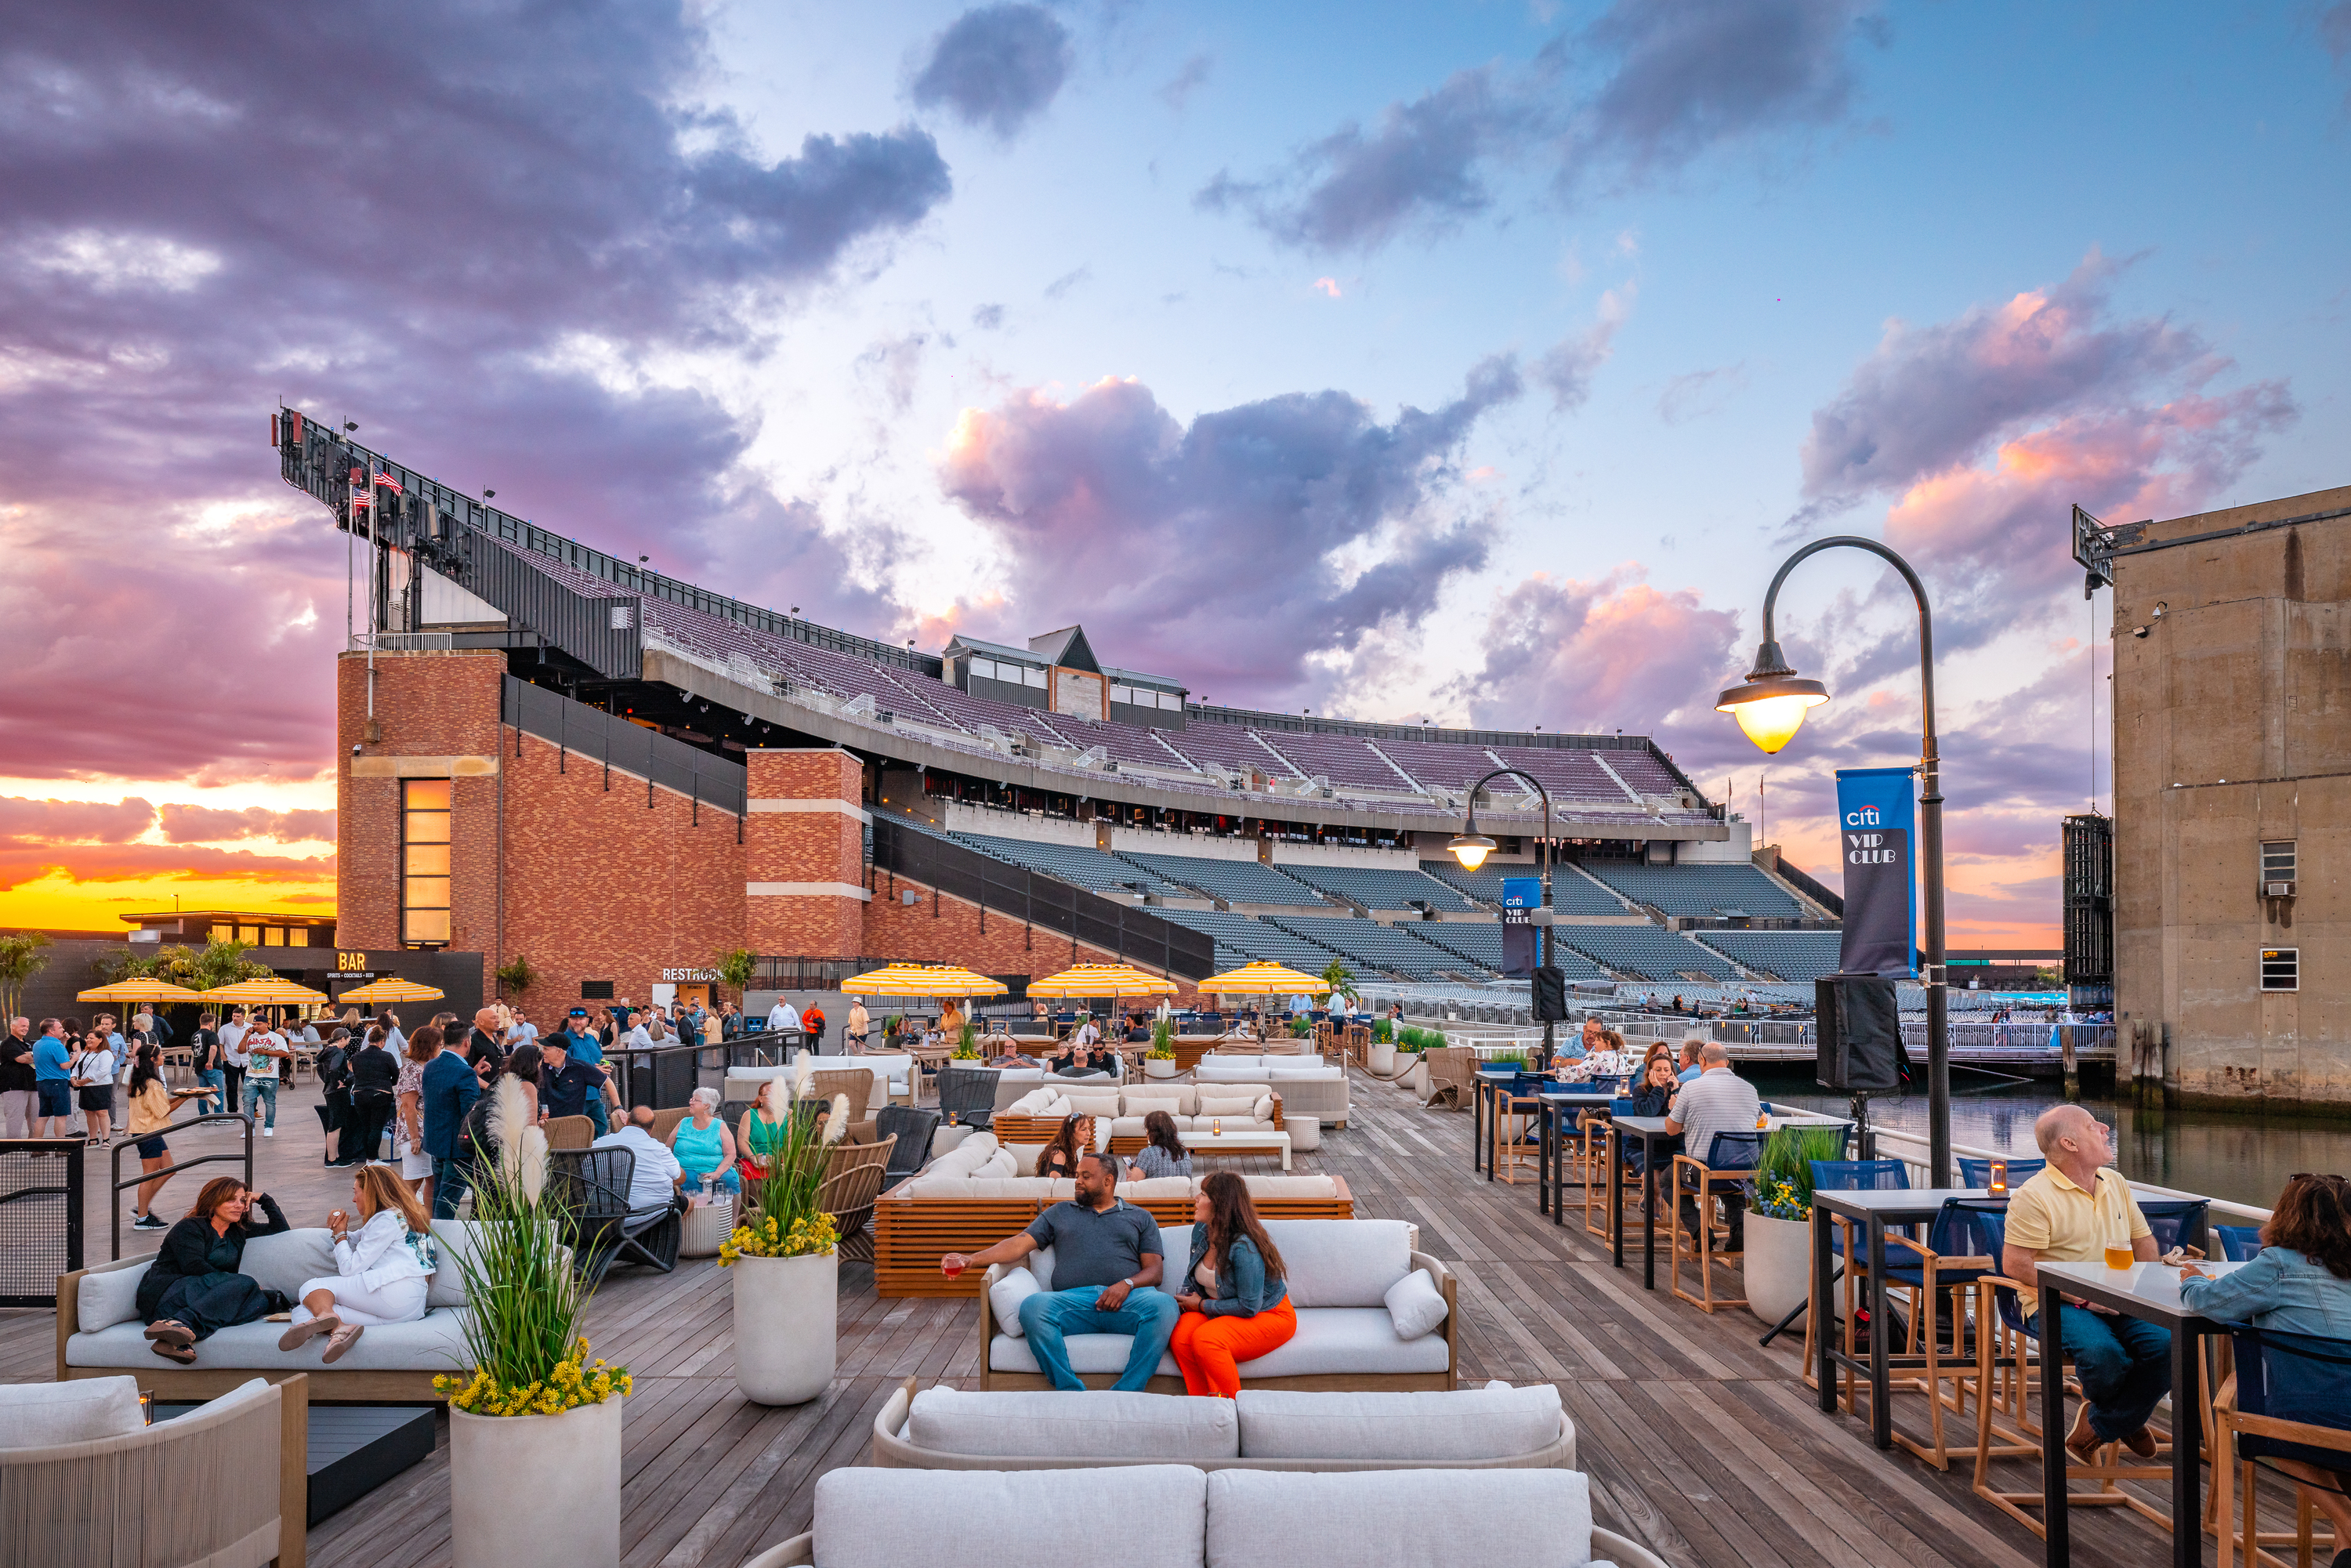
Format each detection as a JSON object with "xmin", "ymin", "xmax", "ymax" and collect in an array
[
  {"xmin": 1535, "ymin": 1092, "xmax": 1617, "ymax": 1224},
  {"xmin": 2032, "ymin": 1258, "xmax": 2246, "ymax": 1568},
  {"xmin": 1605, "ymin": 1115, "xmax": 1679, "ymax": 1287},
  {"xmin": 1809, "ymin": 1187, "xmax": 1991, "ymax": 1449}
]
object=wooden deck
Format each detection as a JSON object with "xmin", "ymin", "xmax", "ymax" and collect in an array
[{"xmin": 0, "ymin": 1067, "xmax": 2289, "ymax": 1566}]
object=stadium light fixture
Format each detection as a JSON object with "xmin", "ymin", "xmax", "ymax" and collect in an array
[{"xmin": 1726, "ymin": 534, "xmax": 1951, "ymax": 1186}]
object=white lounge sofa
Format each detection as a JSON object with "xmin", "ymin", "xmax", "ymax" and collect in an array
[
  {"xmin": 1193, "ymin": 1059, "xmax": 1350, "ymax": 1128},
  {"xmin": 1002, "ymin": 1083, "xmax": 1300, "ymax": 1149},
  {"xmin": 747, "ymin": 1464, "xmax": 1672, "ymax": 1568},
  {"xmin": 870, "ymin": 1377, "xmax": 1575, "ymax": 1470},
  {"xmin": 980, "ymin": 1217, "xmax": 1454, "ymax": 1392},
  {"xmin": 59, "ymin": 1222, "xmax": 490, "ymax": 1400},
  {"xmin": 2, "ymin": 1373, "xmax": 306, "ymax": 1568}
]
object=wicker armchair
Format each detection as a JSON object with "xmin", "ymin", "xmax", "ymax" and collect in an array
[
  {"xmin": 810, "ymin": 1066, "xmax": 878, "ymax": 1116},
  {"xmin": 934, "ymin": 1066, "xmax": 997, "ymax": 1129},
  {"xmin": 542, "ymin": 1114, "xmax": 596, "ymax": 1151},
  {"xmin": 821, "ymin": 1134, "xmax": 897, "ymax": 1262},
  {"xmin": 549, "ymin": 1147, "xmax": 681, "ymax": 1287},
  {"xmin": 875, "ymin": 1106, "xmax": 940, "ymax": 1190},
  {"xmin": 1422, "ymin": 1046, "xmax": 1478, "ymax": 1110}
]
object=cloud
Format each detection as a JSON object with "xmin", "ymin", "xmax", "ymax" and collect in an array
[
  {"xmin": 1159, "ymin": 53, "xmax": 1214, "ymax": 111},
  {"xmin": 157, "ymin": 804, "xmax": 337, "ymax": 845},
  {"xmin": 0, "ymin": 795, "xmax": 329, "ymax": 894},
  {"xmin": 0, "ymin": 798, "xmax": 158, "ymax": 844},
  {"xmin": 1200, "ymin": 1, "xmax": 1881, "ymax": 253},
  {"xmin": 1043, "ymin": 265, "xmax": 1092, "ymax": 300},
  {"xmin": 971, "ymin": 302, "xmax": 1005, "ymax": 329},
  {"xmin": 938, "ymin": 357, "xmax": 1523, "ymax": 701},
  {"xmin": 911, "ymin": 4, "xmax": 1074, "ymax": 139},
  {"xmin": 1534, "ymin": 283, "xmax": 1632, "ymax": 411},
  {"xmin": 0, "ymin": 2, "xmax": 950, "ymax": 784},
  {"xmin": 1452, "ymin": 567, "xmax": 1742, "ymax": 747},
  {"xmin": 1657, "ymin": 362, "xmax": 1748, "ymax": 424}
]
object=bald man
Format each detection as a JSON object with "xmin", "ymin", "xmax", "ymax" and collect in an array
[{"xmin": 2001, "ymin": 1104, "xmax": 2167, "ymax": 1463}]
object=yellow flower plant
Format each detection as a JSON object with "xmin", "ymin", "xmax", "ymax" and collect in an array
[
  {"xmin": 436, "ymin": 1337, "xmax": 631, "ymax": 1416},
  {"xmin": 719, "ymin": 1209, "xmax": 838, "ymax": 1265}
]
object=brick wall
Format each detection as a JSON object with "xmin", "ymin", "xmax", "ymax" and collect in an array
[{"xmin": 744, "ymin": 749, "xmax": 867, "ymax": 960}]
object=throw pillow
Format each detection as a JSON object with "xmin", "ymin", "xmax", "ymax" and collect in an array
[
  {"xmin": 0, "ymin": 1376, "xmax": 146, "ymax": 1447},
  {"xmin": 984, "ymin": 1147, "xmax": 1018, "ymax": 1178},
  {"xmin": 1195, "ymin": 1095, "xmax": 1260, "ymax": 1121},
  {"xmin": 77, "ymin": 1265, "xmax": 145, "ymax": 1331},
  {"xmin": 989, "ymin": 1266, "xmax": 1041, "ymax": 1337},
  {"xmin": 1386, "ymin": 1268, "xmax": 1449, "ymax": 1339}
]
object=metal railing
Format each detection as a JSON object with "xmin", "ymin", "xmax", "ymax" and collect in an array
[
  {"xmin": 1868, "ymin": 1124, "xmax": 2272, "ymax": 1226},
  {"xmin": 503, "ymin": 675, "xmax": 747, "ymax": 817},
  {"xmin": 110, "ymin": 1112, "xmax": 256, "ymax": 1260}
]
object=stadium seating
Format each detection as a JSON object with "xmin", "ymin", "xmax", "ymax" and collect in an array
[
  {"xmin": 1411, "ymin": 922, "xmax": 1610, "ymax": 980},
  {"xmin": 1156, "ymin": 910, "xmax": 1350, "ymax": 975},
  {"xmin": 1119, "ymin": 852, "xmax": 1327, "ymax": 906},
  {"xmin": 928, "ymin": 826, "xmax": 1189, "ymax": 899},
  {"xmin": 1279, "ymin": 864, "xmax": 1476, "ymax": 912},
  {"xmin": 1485, "ymin": 746, "xmax": 1642, "ymax": 805},
  {"xmin": 1270, "ymin": 918, "xmax": 1475, "ymax": 980},
  {"xmin": 1247, "ymin": 730, "xmax": 1413, "ymax": 791},
  {"xmin": 1416, "ymin": 860, "xmax": 1628, "ymax": 916},
  {"xmin": 1552, "ymin": 925, "xmax": 1738, "ymax": 981},
  {"xmin": 1159, "ymin": 722, "xmax": 1297, "ymax": 779},
  {"xmin": 1578, "ymin": 862, "xmax": 1804, "ymax": 918},
  {"xmin": 1371, "ymin": 735, "xmax": 1504, "ymax": 792},
  {"xmin": 1695, "ymin": 929, "xmax": 1843, "ymax": 980}
]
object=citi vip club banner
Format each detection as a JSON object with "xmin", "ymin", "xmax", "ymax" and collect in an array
[{"xmin": 1835, "ymin": 767, "xmax": 1918, "ymax": 979}]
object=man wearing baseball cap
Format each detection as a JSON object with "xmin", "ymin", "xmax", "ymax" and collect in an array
[{"xmin": 556, "ymin": 1008, "xmax": 614, "ymax": 1135}]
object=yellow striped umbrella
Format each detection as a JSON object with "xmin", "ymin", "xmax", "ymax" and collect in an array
[
  {"xmin": 197, "ymin": 978, "xmax": 331, "ymax": 1005},
  {"xmin": 1027, "ymin": 963, "xmax": 1179, "ymax": 998},
  {"xmin": 839, "ymin": 963, "xmax": 1008, "ymax": 998},
  {"xmin": 76, "ymin": 979, "xmax": 204, "ymax": 1004},
  {"xmin": 332, "ymin": 977, "xmax": 447, "ymax": 1004},
  {"xmin": 1200, "ymin": 961, "xmax": 1331, "ymax": 996}
]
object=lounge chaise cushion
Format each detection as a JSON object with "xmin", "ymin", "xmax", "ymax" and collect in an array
[
  {"xmin": 984, "ymin": 1311, "xmax": 1448, "ymax": 1378},
  {"xmin": 68, "ymin": 1308, "xmax": 473, "ymax": 1373},
  {"xmin": 1201, "ymin": 1468, "xmax": 1597, "ymax": 1568},
  {"xmin": 908, "ymin": 1388, "xmax": 1238, "ymax": 1459},
  {"xmin": 1235, "ymin": 1385, "xmax": 1560, "ymax": 1461},
  {"xmin": 813, "ymin": 1465, "xmax": 1208, "ymax": 1568}
]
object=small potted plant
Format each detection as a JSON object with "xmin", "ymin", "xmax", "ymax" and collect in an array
[
  {"xmin": 440, "ymin": 1078, "xmax": 629, "ymax": 1567},
  {"xmin": 1144, "ymin": 1017, "xmax": 1179, "ymax": 1078},
  {"xmin": 1744, "ymin": 1124, "xmax": 1849, "ymax": 1325},
  {"xmin": 951, "ymin": 1022, "xmax": 979, "ymax": 1060},
  {"xmin": 722, "ymin": 1059, "xmax": 849, "ymax": 1404}
]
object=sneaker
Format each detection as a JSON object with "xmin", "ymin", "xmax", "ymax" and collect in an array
[
  {"xmin": 132, "ymin": 1213, "xmax": 167, "ymax": 1231},
  {"xmin": 262, "ymin": 1127, "xmax": 273, "ymax": 1137},
  {"xmin": 320, "ymin": 1321, "xmax": 364, "ymax": 1363}
]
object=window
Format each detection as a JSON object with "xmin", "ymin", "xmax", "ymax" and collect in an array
[
  {"xmin": 971, "ymin": 657, "xmax": 998, "ymax": 681},
  {"xmin": 2261, "ymin": 840, "xmax": 2297, "ymax": 895},
  {"xmin": 237, "ymin": 925, "xmax": 260, "ymax": 945},
  {"xmin": 402, "ymin": 779, "xmax": 452, "ymax": 946},
  {"xmin": 262, "ymin": 926, "xmax": 285, "ymax": 946},
  {"xmin": 1159, "ymin": 690, "xmax": 1183, "ymax": 711},
  {"xmin": 1110, "ymin": 683, "xmax": 1133, "ymax": 705},
  {"xmin": 581, "ymin": 979, "xmax": 615, "ymax": 1000},
  {"xmin": 1023, "ymin": 664, "xmax": 1046, "ymax": 688},
  {"xmin": 2260, "ymin": 947, "xmax": 2299, "ymax": 992}
]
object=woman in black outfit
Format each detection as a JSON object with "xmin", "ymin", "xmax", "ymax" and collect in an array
[
  {"xmin": 348, "ymin": 1024, "xmax": 402, "ymax": 1168},
  {"xmin": 319, "ymin": 1028, "xmax": 355, "ymax": 1166},
  {"xmin": 139, "ymin": 1176, "xmax": 292, "ymax": 1362},
  {"xmin": 1034, "ymin": 1115, "xmax": 1093, "ymax": 1179}
]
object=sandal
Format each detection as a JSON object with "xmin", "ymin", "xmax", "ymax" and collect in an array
[
  {"xmin": 321, "ymin": 1321, "xmax": 365, "ymax": 1363},
  {"xmin": 277, "ymin": 1313, "xmax": 339, "ymax": 1353},
  {"xmin": 143, "ymin": 1320, "xmax": 194, "ymax": 1348},
  {"xmin": 150, "ymin": 1339, "xmax": 197, "ymax": 1365}
]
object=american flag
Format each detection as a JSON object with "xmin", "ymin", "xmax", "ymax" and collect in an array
[
  {"xmin": 349, "ymin": 491, "xmax": 371, "ymax": 510},
  {"xmin": 374, "ymin": 467, "xmax": 404, "ymax": 494}
]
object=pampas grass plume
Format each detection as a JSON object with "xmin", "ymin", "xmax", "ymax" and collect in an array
[{"xmin": 822, "ymin": 1092, "xmax": 851, "ymax": 1143}]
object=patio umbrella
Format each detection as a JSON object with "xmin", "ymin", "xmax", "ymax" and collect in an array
[
  {"xmin": 838, "ymin": 964, "xmax": 1007, "ymax": 998},
  {"xmin": 76, "ymin": 979, "xmax": 203, "ymax": 1004},
  {"xmin": 1027, "ymin": 963, "xmax": 1178, "ymax": 999},
  {"xmin": 1200, "ymin": 961, "xmax": 1331, "ymax": 996},
  {"xmin": 197, "ymin": 978, "xmax": 331, "ymax": 1006},
  {"xmin": 332, "ymin": 977, "xmax": 447, "ymax": 1005}
]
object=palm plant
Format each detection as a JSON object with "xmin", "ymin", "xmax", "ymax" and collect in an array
[
  {"xmin": 1319, "ymin": 960, "xmax": 1360, "ymax": 1007},
  {"xmin": 494, "ymin": 954, "xmax": 537, "ymax": 1001},
  {"xmin": 0, "ymin": 932, "xmax": 49, "ymax": 1019},
  {"xmin": 715, "ymin": 947, "xmax": 756, "ymax": 1000},
  {"xmin": 1148, "ymin": 1018, "xmax": 1176, "ymax": 1059}
]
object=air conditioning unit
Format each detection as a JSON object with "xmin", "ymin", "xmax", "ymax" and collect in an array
[{"xmin": 2265, "ymin": 880, "xmax": 2296, "ymax": 898}]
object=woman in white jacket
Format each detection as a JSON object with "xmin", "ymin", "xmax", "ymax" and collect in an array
[{"xmin": 278, "ymin": 1164, "xmax": 437, "ymax": 1362}]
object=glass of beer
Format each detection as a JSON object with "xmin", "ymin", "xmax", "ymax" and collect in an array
[{"xmin": 2105, "ymin": 1229, "xmax": 2133, "ymax": 1270}]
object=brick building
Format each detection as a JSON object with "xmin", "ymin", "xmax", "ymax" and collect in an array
[{"xmin": 338, "ymin": 650, "xmax": 1202, "ymax": 1014}]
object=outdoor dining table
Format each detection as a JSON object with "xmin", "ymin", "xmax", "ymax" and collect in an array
[
  {"xmin": 1535, "ymin": 1092, "xmax": 1617, "ymax": 1224},
  {"xmin": 2032, "ymin": 1258, "xmax": 2245, "ymax": 1568},
  {"xmin": 1809, "ymin": 1186, "xmax": 1991, "ymax": 1450},
  {"xmin": 1470, "ymin": 1070, "xmax": 1516, "ymax": 1178},
  {"xmin": 1610, "ymin": 1112, "xmax": 1856, "ymax": 1291}
]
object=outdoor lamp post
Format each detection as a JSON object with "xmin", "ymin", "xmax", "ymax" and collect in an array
[
  {"xmin": 1451, "ymin": 769, "xmax": 1555, "ymax": 1063},
  {"xmin": 1714, "ymin": 535, "xmax": 1951, "ymax": 1186}
]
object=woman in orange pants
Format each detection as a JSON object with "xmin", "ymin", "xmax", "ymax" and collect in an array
[{"xmin": 1170, "ymin": 1171, "xmax": 1297, "ymax": 1396}]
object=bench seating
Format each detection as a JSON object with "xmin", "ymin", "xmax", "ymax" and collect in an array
[
  {"xmin": 978, "ymin": 1218, "xmax": 1452, "ymax": 1392},
  {"xmin": 870, "ymin": 1376, "xmax": 1573, "ymax": 1469},
  {"xmin": 746, "ymin": 1464, "xmax": 1672, "ymax": 1568},
  {"xmin": 57, "ymin": 1223, "xmax": 492, "ymax": 1402},
  {"xmin": 994, "ymin": 1085, "xmax": 1292, "ymax": 1153}
]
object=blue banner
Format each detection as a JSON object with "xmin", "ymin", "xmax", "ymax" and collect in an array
[{"xmin": 1835, "ymin": 767, "xmax": 1918, "ymax": 980}]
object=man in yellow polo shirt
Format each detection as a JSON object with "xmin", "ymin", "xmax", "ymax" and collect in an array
[{"xmin": 2000, "ymin": 1103, "xmax": 2165, "ymax": 1461}]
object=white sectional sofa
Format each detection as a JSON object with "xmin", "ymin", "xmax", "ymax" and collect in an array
[
  {"xmin": 1194, "ymin": 1059, "xmax": 1349, "ymax": 1129},
  {"xmin": 1001, "ymin": 1084, "xmax": 1299, "ymax": 1150},
  {"xmin": 747, "ymin": 1464, "xmax": 1672, "ymax": 1568},
  {"xmin": 979, "ymin": 1217, "xmax": 1454, "ymax": 1392},
  {"xmin": 725, "ymin": 1051, "xmax": 915, "ymax": 1114},
  {"xmin": 870, "ymin": 1377, "xmax": 1576, "ymax": 1470},
  {"xmin": 59, "ymin": 1222, "xmax": 490, "ymax": 1400}
]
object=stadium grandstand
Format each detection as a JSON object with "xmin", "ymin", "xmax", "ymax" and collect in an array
[
  {"xmin": 1692, "ymin": 929, "xmax": 1845, "ymax": 981},
  {"xmin": 277, "ymin": 408, "xmax": 1842, "ymax": 992}
]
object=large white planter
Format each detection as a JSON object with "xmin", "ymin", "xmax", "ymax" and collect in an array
[
  {"xmin": 1744, "ymin": 1211, "xmax": 1813, "ymax": 1326},
  {"xmin": 1367, "ymin": 1041, "xmax": 1396, "ymax": 1075},
  {"xmin": 1402, "ymin": 1056, "xmax": 1430, "ymax": 1098},
  {"xmin": 1143, "ymin": 1057, "xmax": 1180, "ymax": 1079},
  {"xmin": 451, "ymin": 1396, "xmax": 621, "ymax": 1568},
  {"xmin": 733, "ymin": 1251, "xmax": 838, "ymax": 1404}
]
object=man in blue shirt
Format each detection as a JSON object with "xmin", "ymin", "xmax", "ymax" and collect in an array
[
  {"xmin": 1675, "ymin": 1038, "xmax": 1705, "ymax": 1083},
  {"xmin": 33, "ymin": 1019, "xmax": 74, "ymax": 1139},
  {"xmin": 556, "ymin": 1007, "xmax": 614, "ymax": 1134},
  {"xmin": 419, "ymin": 1026, "xmax": 481, "ymax": 1219}
]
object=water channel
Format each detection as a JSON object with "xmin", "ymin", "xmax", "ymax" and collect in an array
[{"xmin": 1759, "ymin": 1070, "xmax": 2351, "ymax": 1211}]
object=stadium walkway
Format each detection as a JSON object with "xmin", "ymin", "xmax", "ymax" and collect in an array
[{"xmin": 0, "ymin": 1070, "xmax": 2244, "ymax": 1567}]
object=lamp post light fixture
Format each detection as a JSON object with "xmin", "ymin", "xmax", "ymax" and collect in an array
[
  {"xmin": 1715, "ymin": 535, "xmax": 1951, "ymax": 1185},
  {"xmin": 1451, "ymin": 767, "xmax": 1555, "ymax": 1063}
]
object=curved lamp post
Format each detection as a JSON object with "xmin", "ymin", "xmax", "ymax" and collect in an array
[
  {"xmin": 1715, "ymin": 537, "xmax": 1950, "ymax": 1186},
  {"xmin": 1450, "ymin": 768, "xmax": 1556, "ymax": 1063}
]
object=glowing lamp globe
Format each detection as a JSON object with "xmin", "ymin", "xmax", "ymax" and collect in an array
[
  {"xmin": 1447, "ymin": 831, "xmax": 1497, "ymax": 871},
  {"xmin": 1715, "ymin": 674, "xmax": 1829, "ymax": 755}
]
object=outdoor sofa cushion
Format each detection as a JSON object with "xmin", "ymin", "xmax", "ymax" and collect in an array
[
  {"xmin": 1202, "ymin": 1468, "xmax": 1599, "ymax": 1568},
  {"xmin": 907, "ymin": 1388, "xmax": 1238, "ymax": 1459},
  {"xmin": 812, "ymin": 1465, "xmax": 1208, "ymax": 1568},
  {"xmin": 1384, "ymin": 1269, "xmax": 1448, "ymax": 1339},
  {"xmin": 1234, "ymin": 1384, "xmax": 1562, "ymax": 1461},
  {"xmin": 69, "ymin": 1309, "xmax": 472, "ymax": 1374}
]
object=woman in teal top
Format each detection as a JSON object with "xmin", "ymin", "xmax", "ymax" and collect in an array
[{"xmin": 669, "ymin": 1087, "xmax": 740, "ymax": 1195}]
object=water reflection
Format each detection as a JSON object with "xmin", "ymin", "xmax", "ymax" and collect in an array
[{"xmin": 1755, "ymin": 1071, "xmax": 2351, "ymax": 1211}]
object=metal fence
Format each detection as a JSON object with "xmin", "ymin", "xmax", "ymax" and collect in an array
[
  {"xmin": 502, "ymin": 675, "xmax": 747, "ymax": 818},
  {"xmin": 869, "ymin": 817, "xmax": 1216, "ymax": 981},
  {"xmin": 0, "ymin": 1141, "xmax": 84, "ymax": 1305},
  {"xmin": 110, "ymin": 1114, "xmax": 253, "ymax": 1260}
]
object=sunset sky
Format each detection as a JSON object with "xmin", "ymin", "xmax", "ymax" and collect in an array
[{"xmin": 4, "ymin": 2, "xmax": 2347, "ymax": 943}]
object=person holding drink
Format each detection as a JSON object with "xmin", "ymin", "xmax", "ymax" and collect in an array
[
  {"xmin": 1999, "ymin": 1103, "xmax": 2168, "ymax": 1464},
  {"xmin": 277, "ymin": 1164, "xmax": 437, "ymax": 1363}
]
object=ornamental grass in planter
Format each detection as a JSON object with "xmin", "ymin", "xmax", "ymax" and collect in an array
[
  {"xmin": 722, "ymin": 1062, "xmax": 848, "ymax": 1404},
  {"xmin": 437, "ymin": 1078, "xmax": 631, "ymax": 1568},
  {"xmin": 1744, "ymin": 1124, "xmax": 1851, "ymax": 1326},
  {"xmin": 1144, "ymin": 1019, "xmax": 1179, "ymax": 1077}
]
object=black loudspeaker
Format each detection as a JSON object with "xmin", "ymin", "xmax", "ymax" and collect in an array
[
  {"xmin": 1816, "ymin": 974, "xmax": 1905, "ymax": 1092},
  {"xmin": 1532, "ymin": 967, "xmax": 1568, "ymax": 1022}
]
